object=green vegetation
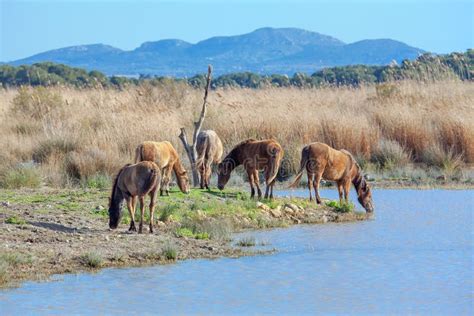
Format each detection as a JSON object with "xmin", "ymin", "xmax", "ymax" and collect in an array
[
  {"xmin": 236, "ymin": 236, "xmax": 256, "ymax": 247},
  {"xmin": 175, "ymin": 227, "xmax": 210, "ymax": 240},
  {"xmin": 0, "ymin": 252, "xmax": 33, "ymax": 284},
  {"xmin": 162, "ymin": 244, "xmax": 177, "ymax": 261},
  {"xmin": 5, "ymin": 215, "xmax": 27, "ymax": 225},
  {"xmin": 325, "ymin": 200, "xmax": 354, "ymax": 213},
  {"xmin": 1, "ymin": 50, "xmax": 471, "ymax": 88},
  {"xmin": 80, "ymin": 252, "xmax": 103, "ymax": 268},
  {"xmin": 0, "ymin": 165, "xmax": 41, "ymax": 189}
]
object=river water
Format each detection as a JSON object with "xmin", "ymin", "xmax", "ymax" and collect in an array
[{"xmin": 1, "ymin": 189, "xmax": 473, "ymax": 315}]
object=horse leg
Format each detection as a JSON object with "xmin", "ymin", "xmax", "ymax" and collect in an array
[
  {"xmin": 337, "ymin": 182, "xmax": 344, "ymax": 205},
  {"xmin": 253, "ymin": 170, "xmax": 262, "ymax": 199},
  {"xmin": 138, "ymin": 196, "xmax": 145, "ymax": 234},
  {"xmin": 269, "ymin": 179, "xmax": 275, "ymax": 199},
  {"xmin": 343, "ymin": 180, "xmax": 351, "ymax": 204},
  {"xmin": 205, "ymin": 162, "xmax": 212, "ymax": 190},
  {"xmin": 247, "ymin": 169, "xmax": 255, "ymax": 198},
  {"xmin": 127, "ymin": 197, "xmax": 136, "ymax": 232},
  {"xmin": 199, "ymin": 164, "xmax": 205, "ymax": 189},
  {"xmin": 149, "ymin": 189, "xmax": 157, "ymax": 234},
  {"xmin": 307, "ymin": 172, "xmax": 314, "ymax": 201},
  {"xmin": 314, "ymin": 172, "xmax": 323, "ymax": 204}
]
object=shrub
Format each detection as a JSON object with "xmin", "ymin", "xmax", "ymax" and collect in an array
[
  {"xmin": 84, "ymin": 173, "xmax": 110, "ymax": 189},
  {"xmin": 32, "ymin": 139, "xmax": 78, "ymax": 163},
  {"xmin": 371, "ymin": 139, "xmax": 411, "ymax": 170},
  {"xmin": 5, "ymin": 216, "xmax": 27, "ymax": 225},
  {"xmin": 162, "ymin": 244, "xmax": 177, "ymax": 261},
  {"xmin": 11, "ymin": 86, "xmax": 63, "ymax": 119},
  {"xmin": 325, "ymin": 200, "xmax": 354, "ymax": 213},
  {"xmin": 0, "ymin": 164, "xmax": 41, "ymax": 189},
  {"xmin": 236, "ymin": 236, "xmax": 256, "ymax": 247},
  {"xmin": 80, "ymin": 252, "xmax": 103, "ymax": 268}
]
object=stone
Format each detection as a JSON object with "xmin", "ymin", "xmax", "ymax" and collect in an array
[
  {"xmin": 284, "ymin": 206, "xmax": 294, "ymax": 215},
  {"xmin": 285, "ymin": 203, "xmax": 299, "ymax": 212},
  {"xmin": 256, "ymin": 201, "xmax": 270, "ymax": 212},
  {"xmin": 96, "ymin": 205, "xmax": 105, "ymax": 211},
  {"xmin": 270, "ymin": 208, "xmax": 282, "ymax": 218},
  {"xmin": 1, "ymin": 201, "xmax": 10, "ymax": 207},
  {"xmin": 321, "ymin": 215, "xmax": 328, "ymax": 223}
]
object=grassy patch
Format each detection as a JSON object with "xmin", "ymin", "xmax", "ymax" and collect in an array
[
  {"xmin": 0, "ymin": 165, "xmax": 41, "ymax": 189},
  {"xmin": 162, "ymin": 244, "xmax": 177, "ymax": 261},
  {"xmin": 80, "ymin": 252, "xmax": 103, "ymax": 268},
  {"xmin": 5, "ymin": 215, "xmax": 27, "ymax": 225},
  {"xmin": 175, "ymin": 227, "xmax": 210, "ymax": 240},
  {"xmin": 236, "ymin": 236, "xmax": 256, "ymax": 247},
  {"xmin": 325, "ymin": 200, "xmax": 354, "ymax": 213},
  {"xmin": 0, "ymin": 252, "xmax": 33, "ymax": 285}
]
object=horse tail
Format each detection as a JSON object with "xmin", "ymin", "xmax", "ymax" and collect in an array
[
  {"xmin": 134, "ymin": 144, "xmax": 144, "ymax": 163},
  {"xmin": 195, "ymin": 135, "xmax": 208, "ymax": 171},
  {"xmin": 267, "ymin": 144, "xmax": 283, "ymax": 185},
  {"xmin": 288, "ymin": 147, "xmax": 309, "ymax": 188}
]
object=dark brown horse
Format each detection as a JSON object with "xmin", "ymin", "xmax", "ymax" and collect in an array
[
  {"xmin": 108, "ymin": 161, "xmax": 161, "ymax": 233},
  {"xmin": 217, "ymin": 139, "xmax": 283, "ymax": 199},
  {"xmin": 135, "ymin": 141, "xmax": 190, "ymax": 196},
  {"xmin": 196, "ymin": 130, "xmax": 224, "ymax": 190},
  {"xmin": 289, "ymin": 142, "xmax": 374, "ymax": 213}
]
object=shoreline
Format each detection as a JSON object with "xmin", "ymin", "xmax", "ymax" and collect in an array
[{"xmin": 0, "ymin": 188, "xmax": 369, "ymax": 289}]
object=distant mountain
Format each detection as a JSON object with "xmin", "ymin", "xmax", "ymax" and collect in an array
[{"xmin": 8, "ymin": 27, "xmax": 425, "ymax": 76}]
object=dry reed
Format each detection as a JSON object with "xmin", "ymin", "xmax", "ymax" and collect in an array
[{"xmin": 0, "ymin": 80, "xmax": 472, "ymax": 187}]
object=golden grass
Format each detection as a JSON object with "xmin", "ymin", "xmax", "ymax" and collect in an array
[{"xmin": 0, "ymin": 80, "xmax": 472, "ymax": 187}]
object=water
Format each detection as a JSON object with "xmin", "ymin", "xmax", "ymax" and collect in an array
[{"xmin": 1, "ymin": 189, "xmax": 473, "ymax": 315}]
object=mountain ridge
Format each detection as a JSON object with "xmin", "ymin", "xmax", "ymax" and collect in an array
[{"xmin": 7, "ymin": 27, "xmax": 425, "ymax": 76}]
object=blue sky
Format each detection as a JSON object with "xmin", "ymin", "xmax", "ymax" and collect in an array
[{"xmin": 1, "ymin": 0, "xmax": 472, "ymax": 61}]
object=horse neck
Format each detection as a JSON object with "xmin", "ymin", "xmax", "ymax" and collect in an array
[
  {"xmin": 109, "ymin": 179, "xmax": 125, "ymax": 217},
  {"xmin": 351, "ymin": 166, "xmax": 365, "ymax": 193},
  {"xmin": 173, "ymin": 157, "xmax": 186, "ymax": 176},
  {"xmin": 224, "ymin": 148, "xmax": 241, "ymax": 170}
]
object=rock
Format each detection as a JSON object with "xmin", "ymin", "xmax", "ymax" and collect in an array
[
  {"xmin": 96, "ymin": 205, "xmax": 105, "ymax": 211},
  {"xmin": 1, "ymin": 201, "xmax": 10, "ymax": 207},
  {"xmin": 270, "ymin": 208, "xmax": 282, "ymax": 218},
  {"xmin": 196, "ymin": 210, "xmax": 206, "ymax": 218},
  {"xmin": 285, "ymin": 203, "xmax": 299, "ymax": 212},
  {"xmin": 256, "ymin": 202, "xmax": 270, "ymax": 212},
  {"xmin": 283, "ymin": 206, "xmax": 294, "ymax": 215},
  {"xmin": 321, "ymin": 215, "xmax": 328, "ymax": 223},
  {"xmin": 104, "ymin": 235, "xmax": 110, "ymax": 241}
]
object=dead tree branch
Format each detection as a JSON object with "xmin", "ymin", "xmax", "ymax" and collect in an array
[{"xmin": 179, "ymin": 65, "xmax": 212, "ymax": 187}]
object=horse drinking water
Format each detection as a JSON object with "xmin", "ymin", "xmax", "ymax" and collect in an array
[{"xmin": 289, "ymin": 142, "xmax": 374, "ymax": 213}]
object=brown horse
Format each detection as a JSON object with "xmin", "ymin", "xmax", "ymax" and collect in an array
[
  {"xmin": 217, "ymin": 139, "xmax": 283, "ymax": 199},
  {"xmin": 289, "ymin": 142, "xmax": 374, "ymax": 213},
  {"xmin": 196, "ymin": 130, "xmax": 224, "ymax": 190},
  {"xmin": 108, "ymin": 161, "xmax": 161, "ymax": 233},
  {"xmin": 135, "ymin": 141, "xmax": 190, "ymax": 195}
]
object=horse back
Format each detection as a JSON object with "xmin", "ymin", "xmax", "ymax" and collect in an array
[{"xmin": 138, "ymin": 141, "xmax": 174, "ymax": 168}]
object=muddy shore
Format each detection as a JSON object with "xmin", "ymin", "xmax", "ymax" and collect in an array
[{"xmin": 0, "ymin": 188, "xmax": 369, "ymax": 288}]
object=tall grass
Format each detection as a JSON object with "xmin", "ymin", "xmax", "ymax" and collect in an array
[{"xmin": 0, "ymin": 81, "xmax": 472, "ymax": 188}]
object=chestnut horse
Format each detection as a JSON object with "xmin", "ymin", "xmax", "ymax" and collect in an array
[
  {"xmin": 289, "ymin": 142, "xmax": 374, "ymax": 212},
  {"xmin": 217, "ymin": 139, "xmax": 283, "ymax": 199},
  {"xmin": 135, "ymin": 141, "xmax": 190, "ymax": 196},
  {"xmin": 108, "ymin": 161, "xmax": 161, "ymax": 233},
  {"xmin": 196, "ymin": 130, "xmax": 223, "ymax": 190}
]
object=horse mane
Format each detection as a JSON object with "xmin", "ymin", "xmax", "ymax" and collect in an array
[
  {"xmin": 110, "ymin": 164, "xmax": 131, "ymax": 206},
  {"xmin": 340, "ymin": 149, "xmax": 366, "ymax": 191},
  {"xmin": 236, "ymin": 138, "xmax": 256, "ymax": 147}
]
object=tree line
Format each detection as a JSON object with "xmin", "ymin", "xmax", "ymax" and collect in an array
[{"xmin": 1, "ymin": 50, "xmax": 472, "ymax": 89}]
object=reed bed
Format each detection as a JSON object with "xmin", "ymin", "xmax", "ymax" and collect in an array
[{"xmin": 0, "ymin": 80, "xmax": 472, "ymax": 188}]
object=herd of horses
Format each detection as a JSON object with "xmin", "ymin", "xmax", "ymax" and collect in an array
[{"xmin": 108, "ymin": 130, "xmax": 374, "ymax": 233}]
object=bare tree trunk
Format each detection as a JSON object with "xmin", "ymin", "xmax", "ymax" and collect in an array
[{"xmin": 179, "ymin": 65, "xmax": 212, "ymax": 187}]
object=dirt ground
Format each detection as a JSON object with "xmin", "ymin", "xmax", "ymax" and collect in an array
[{"xmin": 0, "ymin": 188, "xmax": 369, "ymax": 288}]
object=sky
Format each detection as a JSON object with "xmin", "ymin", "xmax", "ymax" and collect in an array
[{"xmin": 1, "ymin": 0, "xmax": 473, "ymax": 61}]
